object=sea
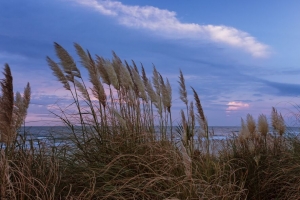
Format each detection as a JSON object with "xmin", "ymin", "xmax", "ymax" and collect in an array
[{"xmin": 11, "ymin": 126, "xmax": 300, "ymax": 148}]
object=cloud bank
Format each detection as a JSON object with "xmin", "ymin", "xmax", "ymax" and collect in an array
[{"xmin": 72, "ymin": 0, "xmax": 270, "ymax": 57}]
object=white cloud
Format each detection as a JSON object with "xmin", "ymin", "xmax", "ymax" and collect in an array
[
  {"xmin": 226, "ymin": 101, "xmax": 249, "ymax": 112},
  {"xmin": 71, "ymin": 0, "xmax": 270, "ymax": 57}
]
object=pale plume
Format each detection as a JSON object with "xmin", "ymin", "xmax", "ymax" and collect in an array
[
  {"xmin": 258, "ymin": 114, "xmax": 268, "ymax": 137},
  {"xmin": 178, "ymin": 70, "xmax": 188, "ymax": 105},
  {"xmin": 47, "ymin": 56, "xmax": 71, "ymax": 90},
  {"xmin": 54, "ymin": 42, "xmax": 81, "ymax": 80},
  {"xmin": 246, "ymin": 114, "xmax": 256, "ymax": 135}
]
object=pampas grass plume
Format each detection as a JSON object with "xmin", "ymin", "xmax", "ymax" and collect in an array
[
  {"xmin": 178, "ymin": 70, "xmax": 188, "ymax": 105},
  {"xmin": 47, "ymin": 57, "xmax": 71, "ymax": 90},
  {"xmin": 246, "ymin": 114, "xmax": 256, "ymax": 135},
  {"xmin": 258, "ymin": 114, "xmax": 268, "ymax": 137}
]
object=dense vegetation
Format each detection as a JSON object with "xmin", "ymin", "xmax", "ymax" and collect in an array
[{"xmin": 1, "ymin": 43, "xmax": 300, "ymax": 199}]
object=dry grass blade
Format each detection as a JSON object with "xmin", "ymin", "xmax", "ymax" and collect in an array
[{"xmin": 180, "ymin": 141, "xmax": 192, "ymax": 180}]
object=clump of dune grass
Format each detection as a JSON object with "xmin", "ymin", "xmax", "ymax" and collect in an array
[
  {"xmin": 0, "ymin": 137, "xmax": 63, "ymax": 200},
  {"xmin": 220, "ymin": 110, "xmax": 300, "ymax": 199},
  {"xmin": 4, "ymin": 42, "xmax": 300, "ymax": 199},
  {"xmin": 44, "ymin": 42, "xmax": 248, "ymax": 199},
  {"xmin": 0, "ymin": 64, "xmax": 31, "ymax": 144}
]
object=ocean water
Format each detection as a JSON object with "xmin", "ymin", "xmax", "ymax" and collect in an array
[
  {"xmin": 19, "ymin": 126, "xmax": 300, "ymax": 137},
  {"xmin": 19, "ymin": 126, "xmax": 238, "ymax": 140},
  {"xmin": 4, "ymin": 126, "xmax": 300, "ymax": 148}
]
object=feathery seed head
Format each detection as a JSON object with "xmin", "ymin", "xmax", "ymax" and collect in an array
[
  {"xmin": 54, "ymin": 42, "xmax": 80, "ymax": 80},
  {"xmin": 112, "ymin": 52, "xmax": 122, "ymax": 88},
  {"xmin": 73, "ymin": 43, "xmax": 94, "ymax": 78},
  {"xmin": 278, "ymin": 113, "xmax": 285, "ymax": 136},
  {"xmin": 239, "ymin": 117, "xmax": 250, "ymax": 141},
  {"xmin": 74, "ymin": 79, "xmax": 89, "ymax": 101},
  {"xmin": 125, "ymin": 62, "xmax": 139, "ymax": 96},
  {"xmin": 131, "ymin": 60, "xmax": 139, "ymax": 74},
  {"xmin": 189, "ymin": 101, "xmax": 195, "ymax": 128},
  {"xmin": 191, "ymin": 87, "xmax": 207, "ymax": 132},
  {"xmin": 120, "ymin": 64, "xmax": 133, "ymax": 90},
  {"xmin": 145, "ymin": 79, "xmax": 158, "ymax": 104},
  {"xmin": 152, "ymin": 66, "xmax": 161, "ymax": 96},
  {"xmin": 96, "ymin": 55, "xmax": 111, "ymax": 85},
  {"xmin": 178, "ymin": 70, "xmax": 188, "ymax": 105},
  {"xmin": 161, "ymin": 77, "xmax": 172, "ymax": 112},
  {"xmin": 246, "ymin": 114, "xmax": 256, "ymax": 135},
  {"xmin": 105, "ymin": 61, "xmax": 119, "ymax": 90},
  {"xmin": 141, "ymin": 65, "xmax": 148, "ymax": 86},
  {"xmin": 132, "ymin": 67, "xmax": 147, "ymax": 101},
  {"xmin": 0, "ymin": 64, "xmax": 14, "ymax": 129},
  {"xmin": 14, "ymin": 82, "xmax": 31, "ymax": 129},
  {"xmin": 271, "ymin": 107, "xmax": 278, "ymax": 130},
  {"xmin": 258, "ymin": 114, "xmax": 268, "ymax": 137},
  {"xmin": 271, "ymin": 107, "xmax": 285, "ymax": 136},
  {"xmin": 47, "ymin": 56, "xmax": 70, "ymax": 90},
  {"xmin": 0, "ymin": 64, "xmax": 30, "ymax": 143}
]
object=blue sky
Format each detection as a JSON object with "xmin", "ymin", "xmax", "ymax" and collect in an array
[{"xmin": 1, "ymin": 0, "xmax": 300, "ymax": 126}]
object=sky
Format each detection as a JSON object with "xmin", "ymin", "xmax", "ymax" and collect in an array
[{"xmin": 1, "ymin": 0, "xmax": 300, "ymax": 126}]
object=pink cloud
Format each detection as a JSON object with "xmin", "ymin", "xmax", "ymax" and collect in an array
[{"xmin": 226, "ymin": 101, "xmax": 249, "ymax": 112}]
